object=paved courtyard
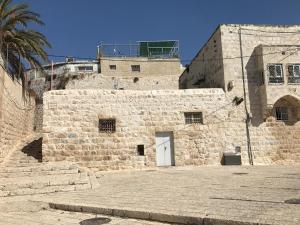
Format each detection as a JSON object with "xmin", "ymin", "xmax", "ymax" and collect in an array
[{"xmin": 2, "ymin": 166, "xmax": 300, "ymax": 225}]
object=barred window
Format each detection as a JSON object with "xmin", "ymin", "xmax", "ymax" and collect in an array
[
  {"xmin": 131, "ymin": 65, "xmax": 140, "ymax": 72},
  {"xmin": 99, "ymin": 119, "xmax": 116, "ymax": 133},
  {"xmin": 269, "ymin": 64, "xmax": 283, "ymax": 77},
  {"xmin": 275, "ymin": 107, "xmax": 288, "ymax": 121},
  {"xmin": 184, "ymin": 112, "xmax": 203, "ymax": 124},
  {"xmin": 288, "ymin": 64, "xmax": 300, "ymax": 77}
]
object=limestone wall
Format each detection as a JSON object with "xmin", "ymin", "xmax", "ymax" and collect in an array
[
  {"xmin": 66, "ymin": 73, "xmax": 180, "ymax": 90},
  {"xmin": 43, "ymin": 89, "xmax": 252, "ymax": 170},
  {"xmin": 0, "ymin": 66, "xmax": 35, "ymax": 163},
  {"xmin": 100, "ymin": 57, "xmax": 182, "ymax": 77},
  {"xmin": 179, "ymin": 27, "xmax": 224, "ymax": 89}
]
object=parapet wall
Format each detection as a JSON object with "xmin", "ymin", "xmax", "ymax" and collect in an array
[
  {"xmin": 66, "ymin": 73, "xmax": 180, "ymax": 90},
  {"xmin": 0, "ymin": 66, "xmax": 35, "ymax": 163}
]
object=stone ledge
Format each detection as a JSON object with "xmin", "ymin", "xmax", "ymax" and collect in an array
[{"xmin": 48, "ymin": 202, "xmax": 269, "ymax": 225}]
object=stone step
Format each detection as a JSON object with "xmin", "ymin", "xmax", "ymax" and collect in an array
[
  {"xmin": 1, "ymin": 162, "xmax": 78, "ymax": 171},
  {"xmin": 0, "ymin": 134, "xmax": 99, "ymax": 197},
  {"xmin": 6, "ymin": 158, "xmax": 40, "ymax": 164},
  {"xmin": 0, "ymin": 168, "xmax": 79, "ymax": 178},
  {"xmin": 0, "ymin": 183, "xmax": 91, "ymax": 197},
  {"xmin": 0, "ymin": 172, "xmax": 89, "ymax": 191}
]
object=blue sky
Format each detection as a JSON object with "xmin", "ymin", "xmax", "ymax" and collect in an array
[{"xmin": 15, "ymin": 0, "xmax": 300, "ymax": 64}]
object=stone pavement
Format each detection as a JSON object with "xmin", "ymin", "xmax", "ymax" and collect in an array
[{"xmin": 2, "ymin": 166, "xmax": 300, "ymax": 225}]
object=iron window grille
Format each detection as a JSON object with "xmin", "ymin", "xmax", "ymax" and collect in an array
[
  {"xmin": 99, "ymin": 119, "xmax": 116, "ymax": 133},
  {"xmin": 184, "ymin": 112, "xmax": 203, "ymax": 124},
  {"xmin": 131, "ymin": 65, "xmax": 141, "ymax": 72},
  {"xmin": 288, "ymin": 64, "xmax": 300, "ymax": 84},
  {"xmin": 268, "ymin": 64, "xmax": 284, "ymax": 84},
  {"xmin": 275, "ymin": 107, "xmax": 288, "ymax": 121}
]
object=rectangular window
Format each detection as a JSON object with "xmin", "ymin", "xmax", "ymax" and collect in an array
[
  {"xmin": 268, "ymin": 64, "xmax": 283, "ymax": 83},
  {"xmin": 109, "ymin": 65, "xmax": 116, "ymax": 70},
  {"xmin": 288, "ymin": 64, "xmax": 300, "ymax": 83},
  {"xmin": 131, "ymin": 65, "xmax": 141, "ymax": 72},
  {"xmin": 99, "ymin": 119, "xmax": 116, "ymax": 133},
  {"xmin": 184, "ymin": 112, "xmax": 203, "ymax": 124},
  {"xmin": 275, "ymin": 107, "xmax": 288, "ymax": 121}
]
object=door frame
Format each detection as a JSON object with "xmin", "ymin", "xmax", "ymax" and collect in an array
[{"xmin": 155, "ymin": 131, "xmax": 175, "ymax": 166}]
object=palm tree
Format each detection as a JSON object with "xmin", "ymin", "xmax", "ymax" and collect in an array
[{"xmin": 0, "ymin": 0, "xmax": 51, "ymax": 89}]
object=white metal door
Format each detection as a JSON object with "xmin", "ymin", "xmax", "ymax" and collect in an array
[{"xmin": 155, "ymin": 132, "xmax": 173, "ymax": 166}]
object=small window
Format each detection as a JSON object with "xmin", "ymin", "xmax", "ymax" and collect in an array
[
  {"xmin": 99, "ymin": 119, "xmax": 116, "ymax": 133},
  {"xmin": 275, "ymin": 107, "xmax": 288, "ymax": 121},
  {"xmin": 109, "ymin": 65, "xmax": 116, "ymax": 70},
  {"xmin": 131, "ymin": 65, "xmax": 140, "ymax": 72},
  {"xmin": 184, "ymin": 112, "xmax": 203, "ymax": 124},
  {"xmin": 137, "ymin": 145, "xmax": 144, "ymax": 156},
  {"xmin": 269, "ymin": 64, "xmax": 283, "ymax": 78}
]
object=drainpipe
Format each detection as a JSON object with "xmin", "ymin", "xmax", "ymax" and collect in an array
[{"xmin": 238, "ymin": 27, "xmax": 254, "ymax": 165}]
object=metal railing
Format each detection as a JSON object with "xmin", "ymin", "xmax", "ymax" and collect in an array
[
  {"xmin": 97, "ymin": 41, "xmax": 180, "ymax": 59},
  {"xmin": 269, "ymin": 77, "xmax": 284, "ymax": 84},
  {"xmin": 288, "ymin": 76, "xmax": 300, "ymax": 84}
]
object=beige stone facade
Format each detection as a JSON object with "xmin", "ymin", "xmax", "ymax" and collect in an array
[
  {"xmin": 100, "ymin": 57, "xmax": 182, "ymax": 77},
  {"xmin": 0, "ymin": 66, "xmax": 35, "ymax": 163},
  {"xmin": 43, "ymin": 89, "xmax": 236, "ymax": 170},
  {"xmin": 180, "ymin": 24, "xmax": 300, "ymax": 165}
]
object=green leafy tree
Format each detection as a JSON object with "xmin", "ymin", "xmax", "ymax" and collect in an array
[{"xmin": 0, "ymin": 0, "xmax": 50, "ymax": 88}]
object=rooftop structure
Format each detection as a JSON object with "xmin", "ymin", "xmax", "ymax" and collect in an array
[{"xmin": 97, "ymin": 40, "xmax": 179, "ymax": 59}]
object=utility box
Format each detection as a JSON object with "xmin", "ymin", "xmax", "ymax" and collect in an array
[{"xmin": 223, "ymin": 152, "xmax": 241, "ymax": 165}]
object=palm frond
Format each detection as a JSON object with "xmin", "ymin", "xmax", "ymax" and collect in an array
[{"xmin": 0, "ymin": 0, "xmax": 50, "ymax": 91}]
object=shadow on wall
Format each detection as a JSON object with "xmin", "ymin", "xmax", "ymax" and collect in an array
[
  {"xmin": 21, "ymin": 137, "xmax": 43, "ymax": 162},
  {"xmin": 245, "ymin": 49, "xmax": 265, "ymax": 127}
]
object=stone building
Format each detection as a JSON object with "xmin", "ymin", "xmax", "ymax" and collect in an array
[
  {"xmin": 66, "ymin": 41, "xmax": 183, "ymax": 90},
  {"xmin": 42, "ymin": 25, "xmax": 300, "ymax": 170},
  {"xmin": 180, "ymin": 24, "xmax": 300, "ymax": 165}
]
